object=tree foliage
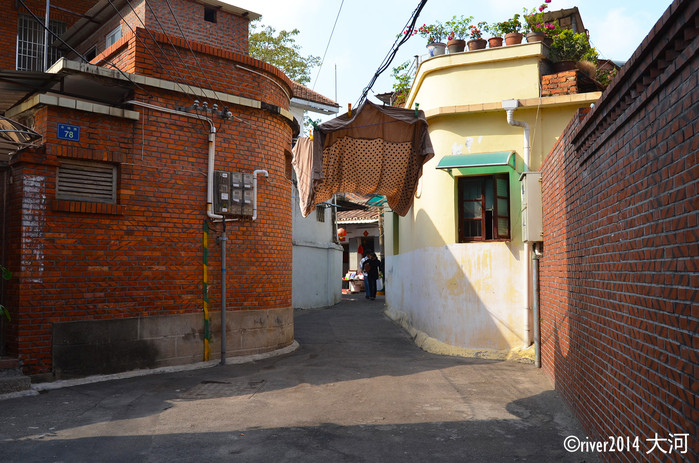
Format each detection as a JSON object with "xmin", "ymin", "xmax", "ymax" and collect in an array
[{"xmin": 248, "ymin": 19, "xmax": 321, "ymax": 85}]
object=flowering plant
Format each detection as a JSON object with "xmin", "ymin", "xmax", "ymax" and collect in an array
[
  {"xmin": 445, "ymin": 15, "xmax": 473, "ymax": 41},
  {"xmin": 469, "ymin": 22, "xmax": 487, "ymax": 40},
  {"xmin": 405, "ymin": 21, "xmax": 449, "ymax": 44},
  {"xmin": 524, "ymin": 0, "xmax": 560, "ymax": 37}
]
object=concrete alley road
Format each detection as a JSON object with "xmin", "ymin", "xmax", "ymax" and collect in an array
[{"xmin": 1, "ymin": 295, "xmax": 598, "ymax": 462}]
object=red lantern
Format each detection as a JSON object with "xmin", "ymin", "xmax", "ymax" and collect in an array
[{"xmin": 337, "ymin": 227, "xmax": 347, "ymax": 242}]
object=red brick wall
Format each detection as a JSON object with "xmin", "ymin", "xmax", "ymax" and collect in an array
[
  {"xmin": 0, "ymin": 0, "xmax": 96, "ymax": 69},
  {"xmin": 73, "ymin": 0, "xmax": 250, "ymax": 66},
  {"xmin": 539, "ymin": 0, "xmax": 697, "ymax": 461},
  {"xmin": 96, "ymin": 28, "xmax": 292, "ymax": 110},
  {"xmin": 3, "ymin": 89, "xmax": 292, "ymax": 377}
]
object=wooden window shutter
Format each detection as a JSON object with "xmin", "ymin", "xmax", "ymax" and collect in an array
[{"xmin": 57, "ymin": 160, "xmax": 117, "ymax": 204}]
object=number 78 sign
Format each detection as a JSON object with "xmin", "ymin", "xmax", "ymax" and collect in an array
[{"xmin": 57, "ymin": 123, "xmax": 80, "ymax": 141}]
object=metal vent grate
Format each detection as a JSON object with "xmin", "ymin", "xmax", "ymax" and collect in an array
[{"xmin": 57, "ymin": 160, "xmax": 117, "ymax": 204}]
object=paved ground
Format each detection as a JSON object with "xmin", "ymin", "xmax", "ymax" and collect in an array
[{"xmin": 0, "ymin": 294, "xmax": 599, "ymax": 462}]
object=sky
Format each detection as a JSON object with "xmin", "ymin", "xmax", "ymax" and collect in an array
[{"xmin": 226, "ymin": 0, "xmax": 673, "ymax": 118}]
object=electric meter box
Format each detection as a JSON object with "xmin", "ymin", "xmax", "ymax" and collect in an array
[
  {"xmin": 214, "ymin": 170, "xmax": 254, "ymax": 216},
  {"xmin": 520, "ymin": 171, "xmax": 543, "ymax": 242}
]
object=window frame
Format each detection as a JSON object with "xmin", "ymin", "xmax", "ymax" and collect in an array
[
  {"xmin": 204, "ymin": 7, "xmax": 217, "ymax": 23},
  {"xmin": 457, "ymin": 173, "xmax": 511, "ymax": 243},
  {"xmin": 105, "ymin": 25, "xmax": 123, "ymax": 49},
  {"xmin": 16, "ymin": 14, "xmax": 66, "ymax": 71}
]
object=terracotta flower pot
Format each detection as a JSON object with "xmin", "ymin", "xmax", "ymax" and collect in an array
[
  {"xmin": 447, "ymin": 39, "xmax": 466, "ymax": 54},
  {"xmin": 504, "ymin": 32, "xmax": 523, "ymax": 45},
  {"xmin": 467, "ymin": 38, "xmax": 487, "ymax": 51},
  {"xmin": 526, "ymin": 32, "xmax": 546, "ymax": 43},
  {"xmin": 488, "ymin": 36, "xmax": 503, "ymax": 48}
]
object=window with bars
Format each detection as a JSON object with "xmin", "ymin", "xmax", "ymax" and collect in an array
[
  {"xmin": 457, "ymin": 174, "xmax": 510, "ymax": 242},
  {"xmin": 57, "ymin": 160, "xmax": 117, "ymax": 204},
  {"xmin": 16, "ymin": 14, "xmax": 66, "ymax": 71}
]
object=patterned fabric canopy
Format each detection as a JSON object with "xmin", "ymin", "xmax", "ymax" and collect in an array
[{"xmin": 293, "ymin": 100, "xmax": 434, "ymax": 217}]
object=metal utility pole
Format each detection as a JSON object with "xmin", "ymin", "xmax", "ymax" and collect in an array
[{"xmin": 43, "ymin": 0, "xmax": 50, "ymax": 71}]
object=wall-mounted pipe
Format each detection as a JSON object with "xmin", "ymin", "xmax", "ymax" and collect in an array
[
  {"xmin": 502, "ymin": 99, "xmax": 533, "ymax": 348},
  {"xmin": 125, "ymin": 100, "xmax": 226, "ymax": 223},
  {"xmin": 532, "ymin": 242, "xmax": 543, "ymax": 368}
]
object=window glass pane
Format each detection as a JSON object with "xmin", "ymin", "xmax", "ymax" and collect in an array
[
  {"xmin": 463, "ymin": 201, "xmax": 481, "ymax": 218},
  {"xmin": 484, "ymin": 177, "xmax": 493, "ymax": 210},
  {"xmin": 498, "ymin": 218, "xmax": 509, "ymax": 237},
  {"xmin": 462, "ymin": 181, "xmax": 481, "ymax": 200},
  {"xmin": 106, "ymin": 26, "xmax": 122, "ymax": 48},
  {"xmin": 497, "ymin": 198, "xmax": 509, "ymax": 217},
  {"xmin": 496, "ymin": 176, "xmax": 508, "ymax": 197},
  {"xmin": 465, "ymin": 220, "xmax": 482, "ymax": 238}
]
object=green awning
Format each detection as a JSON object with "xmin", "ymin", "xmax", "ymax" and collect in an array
[
  {"xmin": 436, "ymin": 151, "xmax": 516, "ymax": 170},
  {"xmin": 366, "ymin": 195, "xmax": 386, "ymax": 206}
]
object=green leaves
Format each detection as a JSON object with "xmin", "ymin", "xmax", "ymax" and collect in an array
[{"xmin": 248, "ymin": 19, "xmax": 321, "ymax": 85}]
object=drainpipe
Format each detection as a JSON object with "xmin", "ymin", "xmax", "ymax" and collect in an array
[
  {"xmin": 125, "ymin": 100, "xmax": 221, "ymax": 221},
  {"xmin": 502, "ymin": 99, "xmax": 533, "ymax": 348},
  {"xmin": 125, "ymin": 100, "xmax": 230, "ymax": 366},
  {"xmin": 532, "ymin": 242, "xmax": 543, "ymax": 367}
]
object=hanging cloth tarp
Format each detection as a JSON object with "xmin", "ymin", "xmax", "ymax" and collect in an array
[{"xmin": 300, "ymin": 100, "xmax": 433, "ymax": 217}]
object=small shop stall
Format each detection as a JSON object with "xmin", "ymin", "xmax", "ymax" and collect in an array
[{"xmin": 342, "ymin": 271, "xmax": 365, "ymax": 293}]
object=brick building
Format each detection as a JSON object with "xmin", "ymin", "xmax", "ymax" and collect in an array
[
  {"xmin": 0, "ymin": 0, "xmax": 298, "ymax": 380},
  {"xmin": 539, "ymin": 0, "xmax": 697, "ymax": 460}
]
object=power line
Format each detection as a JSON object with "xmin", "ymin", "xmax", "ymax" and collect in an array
[
  {"xmin": 355, "ymin": 0, "xmax": 428, "ymax": 108},
  {"xmin": 311, "ymin": 0, "xmax": 344, "ymax": 92}
]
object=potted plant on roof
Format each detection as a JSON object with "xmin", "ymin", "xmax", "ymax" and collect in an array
[
  {"xmin": 445, "ymin": 15, "xmax": 472, "ymax": 53},
  {"xmin": 499, "ymin": 14, "xmax": 524, "ymax": 45},
  {"xmin": 549, "ymin": 29, "xmax": 599, "ymax": 72},
  {"xmin": 467, "ymin": 22, "xmax": 487, "ymax": 51},
  {"xmin": 483, "ymin": 22, "xmax": 504, "ymax": 48},
  {"xmin": 524, "ymin": 0, "xmax": 559, "ymax": 45},
  {"xmin": 409, "ymin": 21, "xmax": 448, "ymax": 57}
]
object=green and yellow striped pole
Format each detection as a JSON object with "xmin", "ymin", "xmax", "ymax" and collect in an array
[{"xmin": 202, "ymin": 220, "xmax": 211, "ymax": 361}]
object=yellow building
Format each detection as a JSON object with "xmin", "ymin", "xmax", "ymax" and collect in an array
[{"xmin": 384, "ymin": 41, "xmax": 601, "ymax": 361}]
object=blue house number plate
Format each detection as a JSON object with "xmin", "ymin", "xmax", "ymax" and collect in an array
[{"xmin": 57, "ymin": 123, "xmax": 80, "ymax": 141}]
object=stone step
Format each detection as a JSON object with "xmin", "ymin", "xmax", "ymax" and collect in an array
[
  {"xmin": 0, "ymin": 357, "xmax": 31, "ymax": 394},
  {"xmin": 0, "ymin": 356, "xmax": 19, "ymax": 369}
]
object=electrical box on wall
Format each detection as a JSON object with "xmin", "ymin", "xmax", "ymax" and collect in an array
[
  {"xmin": 520, "ymin": 172, "xmax": 543, "ymax": 242},
  {"xmin": 214, "ymin": 170, "xmax": 254, "ymax": 216}
]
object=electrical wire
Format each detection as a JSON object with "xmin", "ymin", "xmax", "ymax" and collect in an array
[
  {"xmin": 15, "ymin": 0, "xmax": 154, "ymax": 99},
  {"xmin": 311, "ymin": 0, "xmax": 344, "ymax": 92},
  {"xmin": 355, "ymin": 0, "xmax": 428, "ymax": 108}
]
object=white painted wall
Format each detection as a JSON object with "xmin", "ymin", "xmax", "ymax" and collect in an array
[
  {"xmin": 384, "ymin": 243, "xmax": 527, "ymax": 353},
  {"xmin": 291, "ymin": 185, "xmax": 342, "ymax": 309}
]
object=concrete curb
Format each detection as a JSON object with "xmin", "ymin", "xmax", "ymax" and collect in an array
[
  {"xmin": 384, "ymin": 307, "xmax": 535, "ymax": 363},
  {"xmin": 0, "ymin": 340, "xmax": 299, "ymax": 400}
]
